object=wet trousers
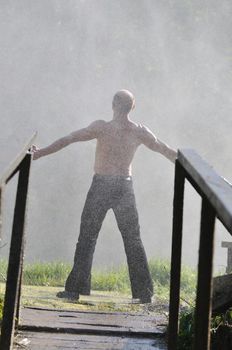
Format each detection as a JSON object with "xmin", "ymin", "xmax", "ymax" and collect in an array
[{"xmin": 65, "ymin": 174, "xmax": 153, "ymax": 299}]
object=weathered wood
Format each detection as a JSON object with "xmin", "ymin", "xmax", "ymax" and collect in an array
[
  {"xmin": 21, "ymin": 304, "xmax": 166, "ymax": 318},
  {"xmin": 14, "ymin": 331, "xmax": 167, "ymax": 350},
  {"xmin": 222, "ymin": 242, "xmax": 232, "ymax": 248},
  {"xmin": 0, "ymin": 154, "xmax": 32, "ymax": 350},
  {"xmin": 212, "ymin": 273, "xmax": 232, "ymax": 313},
  {"xmin": 168, "ymin": 160, "xmax": 185, "ymax": 350},
  {"xmin": 19, "ymin": 307, "xmax": 166, "ymax": 337},
  {"xmin": 168, "ymin": 149, "xmax": 232, "ymax": 350},
  {"xmin": 0, "ymin": 132, "xmax": 36, "ymax": 185},
  {"xmin": 178, "ymin": 149, "xmax": 232, "ymax": 233},
  {"xmin": 221, "ymin": 241, "xmax": 232, "ymax": 273},
  {"xmin": 194, "ymin": 198, "xmax": 216, "ymax": 350}
]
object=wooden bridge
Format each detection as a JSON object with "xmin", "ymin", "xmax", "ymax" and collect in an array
[
  {"xmin": 14, "ymin": 303, "xmax": 167, "ymax": 349},
  {"xmin": 1, "ymin": 134, "xmax": 232, "ymax": 350}
]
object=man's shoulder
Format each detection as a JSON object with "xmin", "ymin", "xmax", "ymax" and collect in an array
[
  {"xmin": 90, "ymin": 119, "xmax": 107, "ymax": 128},
  {"xmin": 86, "ymin": 119, "xmax": 108, "ymax": 134},
  {"xmin": 132, "ymin": 122, "xmax": 151, "ymax": 134},
  {"xmin": 132, "ymin": 123, "xmax": 157, "ymax": 144}
]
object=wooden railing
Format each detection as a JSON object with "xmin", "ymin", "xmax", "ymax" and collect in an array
[
  {"xmin": 1, "ymin": 141, "xmax": 231, "ymax": 350},
  {"xmin": 0, "ymin": 133, "xmax": 36, "ymax": 350},
  {"xmin": 168, "ymin": 149, "xmax": 232, "ymax": 350}
]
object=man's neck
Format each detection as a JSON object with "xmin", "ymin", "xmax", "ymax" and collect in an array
[{"xmin": 113, "ymin": 112, "xmax": 131, "ymax": 124}]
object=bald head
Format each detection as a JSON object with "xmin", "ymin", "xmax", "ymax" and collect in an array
[{"xmin": 112, "ymin": 90, "xmax": 135, "ymax": 115}]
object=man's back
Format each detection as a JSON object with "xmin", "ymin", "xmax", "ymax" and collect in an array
[
  {"xmin": 94, "ymin": 119, "xmax": 142, "ymax": 176},
  {"xmin": 32, "ymin": 90, "xmax": 177, "ymax": 166}
]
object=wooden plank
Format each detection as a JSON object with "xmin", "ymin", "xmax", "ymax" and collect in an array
[
  {"xmin": 20, "ymin": 306, "xmax": 164, "ymax": 323},
  {"xmin": 0, "ymin": 154, "xmax": 32, "ymax": 350},
  {"xmin": 168, "ymin": 160, "xmax": 185, "ymax": 350},
  {"xmin": 221, "ymin": 241, "xmax": 232, "ymax": 248},
  {"xmin": 14, "ymin": 331, "xmax": 167, "ymax": 350},
  {"xmin": 194, "ymin": 199, "xmax": 216, "ymax": 350},
  {"xmin": 178, "ymin": 149, "xmax": 232, "ymax": 233},
  {"xmin": 19, "ymin": 307, "xmax": 166, "ymax": 336},
  {"xmin": 0, "ymin": 132, "xmax": 36, "ymax": 185}
]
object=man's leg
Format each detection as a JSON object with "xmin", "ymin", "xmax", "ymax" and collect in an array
[
  {"xmin": 64, "ymin": 178, "xmax": 108, "ymax": 294},
  {"xmin": 113, "ymin": 183, "xmax": 153, "ymax": 302}
]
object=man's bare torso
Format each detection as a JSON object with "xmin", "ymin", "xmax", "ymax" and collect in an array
[
  {"xmin": 94, "ymin": 120, "xmax": 142, "ymax": 176},
  {"xmin": 32, "ymin": 116, "xmax": 176, "ymax": 168}
]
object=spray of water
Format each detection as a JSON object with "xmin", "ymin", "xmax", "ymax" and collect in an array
[{"xmin": 0, "ymin": 1, "xmax": 231, "ymax": 270}]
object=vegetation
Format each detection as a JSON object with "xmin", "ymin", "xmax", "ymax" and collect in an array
[
  {"xmin": 211, "ymin": 309, "xmax": 232, "ymax": 349},
  {"xmin": 2, "ymin": 258, "xmax": 231, "ymax": 347},
  {"xmin": 178, "ymin": 308, "xmax": 195, "ymax": 349},
  {"xmin": 0, "ymin": 296, "xmax": 3, "ymax": 323},
  {"xmin": 0, "ymin": 258, "xmax": 197, "ymax": 331},
  {"xmin": 177, "ymin": 307, "xmax": 232, "ymax": 350},
  {"xmin": 0, "ymin": 258, "xmax": 197, "ymax": 304}
]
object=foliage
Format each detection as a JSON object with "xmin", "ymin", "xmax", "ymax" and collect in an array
[
  {"xmin": 177, "ymin": 307, "xmax": 232, "ymax": 350},
  {"xmin": 92, "ymin": 265, "xmax": 130, "ymax": 292},
  {"xmin": 149, "ymin": 259, "xmax": 196, "ymax": 303},
  {"xmin": 0, "ymin": 258, "xmax": 196, "ymax": 302},
  {"xmin": 177, "ymin": 308, "xmax": 195, "ymax": 349},
  {"xmin": 0, "ymin": 295, "xmax": 3, "ymax": 323},
  {"xmin": 211, "ymin": 308, "xmax": 232, "ymax": 350},
  {"xmin": 22, "ymin": 261, "xmax": 71, "ymax": 287}
]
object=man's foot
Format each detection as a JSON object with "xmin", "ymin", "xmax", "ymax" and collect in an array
[{"xmin": 56, "ymin": 290, "xmax": 79, "ymax": 300}]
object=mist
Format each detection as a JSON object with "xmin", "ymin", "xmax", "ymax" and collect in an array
[{"xmin": 1, "ymin": 0, "xmax": 231, "ymax": 271}]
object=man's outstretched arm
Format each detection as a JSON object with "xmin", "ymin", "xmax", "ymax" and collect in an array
[
  {"xmin": 139, "ymin": 125, "xmax": 177, "ymax": 163},
  {"xmin": 32, "ymin": 120, "xmax": 105, "ymax": 160}
]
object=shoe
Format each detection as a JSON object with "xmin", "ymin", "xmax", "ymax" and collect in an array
[{"xmin": 56, "ymin": 290, "xmax": 79, "ymax": 300}]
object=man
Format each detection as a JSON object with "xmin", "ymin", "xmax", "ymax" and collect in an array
[{"xmin": 32, "ymin": 89, "xmax": 177, "ymax": 303}]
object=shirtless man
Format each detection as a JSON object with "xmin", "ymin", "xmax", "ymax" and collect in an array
[{"xmin": 32, "ymin": 90, "xmax": 177, "ymax": 303}]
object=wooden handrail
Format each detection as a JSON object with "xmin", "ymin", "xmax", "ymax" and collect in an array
[
  {"xmin": 0, "ymin": 133, "xmax": 36, "ymax": 350},
  {"xmin": 168, "ymin": 149, "xmax": 232, "ymax": 350},
  {"xmin": 0, "ymin": 132, "xmax": 37, "ymax": 185},
  {"xmin": 178, "ymin": 149, "xmax": 232, "ymax": 233},
  {"xmin": 0, "ymin": 132, "xmax": 36, "ymax": 239}
]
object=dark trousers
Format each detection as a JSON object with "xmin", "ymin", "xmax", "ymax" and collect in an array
[{"xmin": 65, "ymin": 175, "xmax": 153, "ymax": 299}]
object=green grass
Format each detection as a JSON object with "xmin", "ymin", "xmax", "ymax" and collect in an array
[
  {"xmin": 0, "ymin": 258, "xmax": 196, "ymax": 304},
  {"xmin": 149, "ymin": 259, "xmax": 196, "ymax": 304},
  {"xmin": 0, "ymin": 282, "xmax": 144, "ymax": 316},
  {"xmin": 0, "ymin": 259, "xmax": 196, "ymax": 303},
  {"xmin": 23, "ymin": 261, "xmax": 71, "ymax": 287},
  {"xmin": 92, "ymin": 265, "xmax": 130, "ymax": 292},
  {"xmin": 0, "ymin": 258, "xmax": 197, "ymax": 302}
]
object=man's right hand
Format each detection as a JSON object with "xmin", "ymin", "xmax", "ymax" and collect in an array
[{"xmin": 30, "ymin": 145, "xmax": 41, "ymax": 160}]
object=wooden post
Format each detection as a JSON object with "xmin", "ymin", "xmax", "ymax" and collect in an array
[
  {"xmin": 221, "ymin": 241, "xmax": 232, "ymax": 273},
  {"xmin": 194, "ymin": 198, "xmax": 216, "ymax": 350},
  {"xmin": 168, "ymin": 160, "xmax": 185, "ymax": 350},
  {"xmin": 0, "ymin": 154, "xmax": 32, "ymax": 350}
]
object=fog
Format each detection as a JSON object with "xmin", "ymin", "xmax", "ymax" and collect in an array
[{"xmin": 0, "ymin": 1, "xmax": 231, "ymax": 271}]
